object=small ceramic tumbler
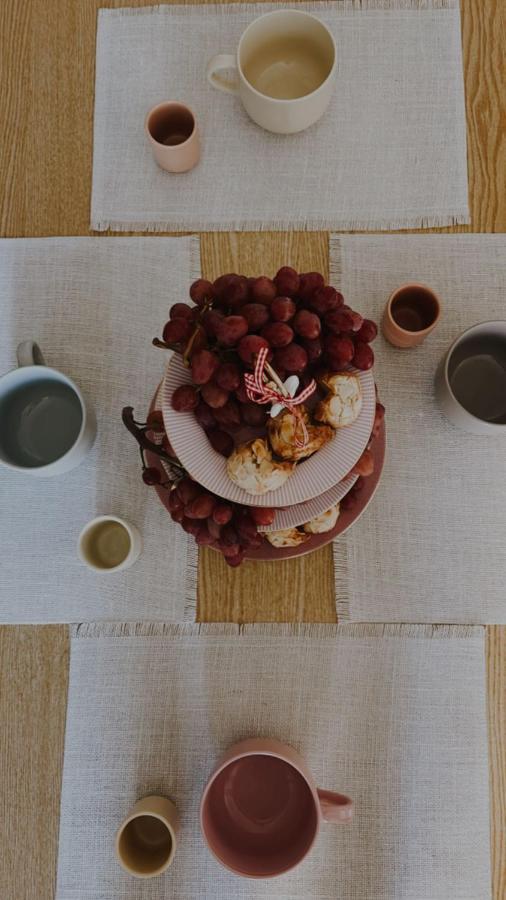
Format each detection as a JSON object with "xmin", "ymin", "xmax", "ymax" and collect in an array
[
  {"xmin": 115, "ymin": 795, "xmax": 179, "ymax": 878},
  {"xmin": 77, "ymin": 515, "xmax": 142, "ymax": 573},
  {"xmin": 200, "ymin": 738, "xmax": 353, "ymax": 878},
  {"xmin": 382, "ymin": 283, "xmax": 441, "ymax": 348},
  {"xmin": 145, "ymin": 102, "xmax": 200, "ymax": 173}
]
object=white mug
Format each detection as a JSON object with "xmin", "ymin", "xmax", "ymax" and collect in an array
[
  {"xmin": 0, "ymin": 341, "xmax": 96, "ymax": 475},
  {"xmin": 207, "ymin": 9, "xmax": 336, "ymax": 135},
  {"xmin": 435, "ymin": 321, "xmax": 506, "ymax": 435}
]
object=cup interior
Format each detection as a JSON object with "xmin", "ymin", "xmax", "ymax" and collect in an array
[
  {"xmin": 239, "ymin": 12, "xmax": 335, "ymax": 100},
  {"xmin": 0, "ymin": 368, "xmax": 83, "ymax": 468},
  {"xmin": 447, "ymin": 325, "xmax": 506, "ymax": 424},
  {"xmin": 80, "ymin": 519, "xmax": 132, "ymax": 570},
  {"xmin": 202, "ymin": 753, "xmax": 318, "ymax": 877},
  {"xmin": 147, "ymin": 104, "xmax": 195, "ymax": 147},
  {"xmin": 390, "ymin": 286, "xmax": 440, "ymax": 333},
  {"xmin": 117, "ymin": 814, "xmax": 173, "ymax": 876}
]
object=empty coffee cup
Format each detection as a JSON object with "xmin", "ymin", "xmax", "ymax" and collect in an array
[
  {"xmin": 200, "ymin": 738, "xmax": 353, "ymax": 878},
  {"xmin": 207, "ymin": 10, "xmax": 336, "ymax": 134},
  {"xmin": 0, "ymin": 341, "xmax": 96, "ymax": 476},
  {"xmin": 145, "ymin": 102, "xmax": 200, "ymax": 173},
  {"xmin": 115, "ymin": 795, "xmax": 179, "ymax": 878},
  {"xmin": 435, "ymin": 321, "xmax": 506, "ymax": 435},
  {"xmin": 78, "ymin": 515, "xmax": 142, "ymax": 573},
  {"xmin": 382, "ymin": 283, "xmax": 441, "ymax": 348}
]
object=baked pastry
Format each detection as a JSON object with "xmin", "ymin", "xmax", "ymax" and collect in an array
[
  {"xmin": 265, "ymin": 527, "xmax": 310, "ymax": 548},
  {"xmin": 226, "ymin": 438, "xmax": 295, "ymax": 495},
  {"xmin": 314, "ymin": 372, "xmax": 362, "ymax": 428},
  {"xmin": 267, "ymin": 407, "xmax": 334, "ymax": 461},
  {"xmin": 303, "ymin": 503, "xmax": 340, "ymax": 534}
]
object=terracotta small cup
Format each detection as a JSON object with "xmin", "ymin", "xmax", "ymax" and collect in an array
[
  {"xmin": 200, "ymin": 738, "xmax": 353, "ymax": 878},
  {"xmin": 435, "ymin": 320, "xmax": 506, "ymax": 435},
  {"xmin": 382, "ymin": 283, "xmax": 441, "ymax": 348},
  {"xmin": 115, "ymin": 795, "xmax": 179, "ymax": 878},
  {"xmin": 145, "ymin": 102, "xmax": 200, "ymax": 173}
]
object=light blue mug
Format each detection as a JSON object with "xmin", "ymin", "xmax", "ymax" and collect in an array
[{"xmin": 0, "ymin": 341, "xmax": 96, "ymax": 476}]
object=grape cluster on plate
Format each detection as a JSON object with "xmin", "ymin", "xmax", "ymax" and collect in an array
[{"xmin": 162, "ymin": 268, "xmax": 377, "ymax": 453}]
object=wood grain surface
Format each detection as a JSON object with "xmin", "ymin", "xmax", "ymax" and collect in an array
[{"xmin": 0, "ymin": 1, "xmax": 504, "ymax": 898}]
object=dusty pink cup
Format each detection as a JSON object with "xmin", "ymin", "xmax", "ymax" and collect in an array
[
  {"xmin": 200, "ymin": 738, "xmax": 353, "ymax": 878},
  {"xmin": 145, "ymin": 101, "xmax": 200, "ymax": 174},
  {"xmin": 382, "ymin": 283, "xmax": 441, "ymax": 348}
]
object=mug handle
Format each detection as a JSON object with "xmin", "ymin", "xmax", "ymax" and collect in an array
[
  {"xmin": 206, "ymin": 54, "xmax": 239, "ymax": 94},
  {"xmin": 317, "ymin": 789, "xmax": 354, "ymax": 824},
  {"xmin": 17, "ymin": 340, "xmax": 46, "ymax": 367}
]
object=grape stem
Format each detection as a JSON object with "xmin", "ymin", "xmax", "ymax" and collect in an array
[
  {"xmin": 182, "ymin": 298, "xmax": 213, "ymax": 367},
  {"xmin": 121, "ymin": 406, "xmax": 185, "ymax": 480}
]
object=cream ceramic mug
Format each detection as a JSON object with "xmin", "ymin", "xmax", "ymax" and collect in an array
[
  {"xmin": 207, "ymin": 9, "xmax": 337, "ymax": 134},
  {"xmin": 116, "ymin": 795, "xmax": 179, "ymax": 878}
]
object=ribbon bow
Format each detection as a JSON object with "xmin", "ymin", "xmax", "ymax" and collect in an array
[{"xmin": 244, "ymin": 348, "xmax": 316, "ymax": 448}]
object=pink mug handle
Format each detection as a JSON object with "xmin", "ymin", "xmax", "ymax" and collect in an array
[{"xmin": 317, "ymin": 789, "xmax": 354, "ymax": 824}]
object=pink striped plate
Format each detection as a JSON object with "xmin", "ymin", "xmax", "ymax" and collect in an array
[{"xmin": 162, "ymin": 355, "xmax": 376, "ymax": 508}]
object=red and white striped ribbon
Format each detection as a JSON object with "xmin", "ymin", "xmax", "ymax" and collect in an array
[{"xmin": 244, "ymin": 348, "xmax": 316, "ymax": 447}]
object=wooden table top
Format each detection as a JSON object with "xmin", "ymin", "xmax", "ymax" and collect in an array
[{"xmin": 0, "ymin": 1, "xmax": 504, "ymax": 898}]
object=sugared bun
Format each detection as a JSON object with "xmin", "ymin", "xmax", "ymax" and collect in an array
[{"xmin": 315, "ymin": 372, "xmax": 362, "ymax": 428}]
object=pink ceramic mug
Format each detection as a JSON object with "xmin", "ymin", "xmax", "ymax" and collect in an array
[{"xmin": 200, "ymin": 738, "xmax": 353, "ymax": 878}]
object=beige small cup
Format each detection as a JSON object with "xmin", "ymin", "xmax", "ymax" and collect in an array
[
  {"xmin": 145, "ymin": 102, "xmax": 200, "ymax": 173},
  {"xmin": 115, "ymin": 795, "xmax": 179, "ymax": 878},
  {"xmin": 382, "ymin": 283, "xmax": 441, "ymax": 348},
  {"xmin": 77, "ymin": 515, "xmax": 142, "ymax": 573}
]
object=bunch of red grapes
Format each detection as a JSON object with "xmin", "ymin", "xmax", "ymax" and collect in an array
[{"xmin": 163, "ymin": 268, "xmax": 378, "ymax": 454}]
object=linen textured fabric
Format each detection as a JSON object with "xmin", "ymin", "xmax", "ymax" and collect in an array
[
  {"xmin": 91, "ymin": 1, "xmax": 469, "ymax": 233},
  {"xmin": 0, "ymin": 237, "xmax": 199, "ymax": 622},
  {"xmin": 330, "ymin": 234, "xmax": 506, "ymax": 624},
  {"xmin": 56, "ymin": 622, "xmax": 490, "ymax": 899}
]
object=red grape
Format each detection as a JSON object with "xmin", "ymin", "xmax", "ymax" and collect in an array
[
  {"xmin": 214, "ymin": 274, "xmax": 248, "ymax": 308},
  {"xmin": 249, "ymin": 276, "xmax": 276, "ymax": 305},
  {"xmin": 324, "ymin": 335, "xmax": 354, "ymax": 365},
  {"xmin": 325, "ymin": 307, "xmax": 354, "ymax": 334},
  {"xmin": 310, "ymin": 286, "xmax": 343, "ymax": 315},
  {"xmin": 352, "ymin": 342, "xmax": 374, "ymax": 370},
  {"xmin": 302, "ymin": 337, "xmax": 323, "ymax": 364},
  {"xmin": 177, "ymin": 478, "xmax": 201, "ymax": 504},
  {"xmin": 340, "ymin": 492, "xmax": 358, "ymax": 512},
  {"xmin": 235, "ymin": 513, "xmax": 258, "ymax": 545},
  {"xmin": 146, "ymin": 410, "xmax": 164, "ymax": 431},
  {"xmin": 240, "ymin": 401, "xmax": 267, "ymax": 427},
  {"xmin": 356, "ymin": 319, "xmax": 378, "ymax": 343},
  {"xmin": 170, "ymin": 507, "xmax": 185, "ymax": 524},
  {"xmin": 213, "ymin": 399, "xmax": 241, "ymax": 428},
  {"xmin": 221, "ymin": 524, "xmax": 239, "ymax": 546},
  {"xmin": 191, "ymin": 349, "xmax": 219, "ymax": 385},
  {"xmin": 293, "ymin": 309, "xmax": 321, "ymax": 339},
  {"xmin": 168, "ymin": 489, "xmax": 183, "ymax": 514},
  {"xmin": 215, "ymin": 362, "xmax": 241, "ymax": 392},
  {"xmin": 181, "ymin": 517, "xmax": 201, "ymax": 536},
  {"xmin": 171, "ymin": 384, "xmax": 199, "ymax": 412},
  {"xmin": 241, "ymin": 303, "xmax": 270, "ymax": 331},
  {"xmin": 194, "ymin": 401, "xmax": 215, "ymax": 429},
  {"xmin": 372, "ymin": 401, "xmax": 385, "ymax": 437},
  {"xmin": 188, "ymin": 325, "xmax": 207, "ymax": 353},
  {"xmin": 237, "ymin": 334, "xmax": 271, "ymax": 366},
  {"xmin": 142, "ymin": 466, "xmax": 161, "ymax": 485},
  {"xmin": 207, "ymin": 518, "xmax": 222, "ymax": 540},
  {"xmin": 170, "ymin": 302, "xmax": 195, "ymax": 321},
  {"xmin": 234, "ymin": 382, "xmax": 249, "ymax": 403},
  {"xmin": 212, "ymin": 504, "xmax": 233, "ymax": 525},
  {"xmin": 195, "ymin": 524, "xmax": 215, "ymax": 546},
  {"xmin": 216, "ymin": 315, "xmax": 248, "ymax": 347},
  {"xmin": 189, "ymin": 278, "xmax": 215, "ymax": 307},
  {"xmin": 250, "ymin": 506, "xmax": 276, "ymax": 526},
  {"xmin": 353, "ymin": 448, "xmax": 374, "ymax": 477},
  {"xmin": 298, "ymin": 272, "xmax": 325, "ymax": 300},
  {"xmin": 225, "ymin": 550, "xmax": 245, "ymax": 567},
  {"xmin": 274, "ymin": 343, "xmax": 308, "ymax": 373},
  {"xmin": 261, "ymin": 322, "xmax": 294, "ymax": 348},
  {"xmin": 353, "ymin": 476, "xmax": 365, "ymax": 493},
  {"xmin": 219, "ymin": 541, "xmax": 241, "ymax": 558},
  {"xmin": 270, "ymin": 296, "xmax": 296, "ymax": 322},
  {"xmin": 201, "ymin": 382, "xmax": 229, "ymax": 409},
  {"xmin": 274, "ymin": 266, "xmax": 300, "ymax": 297},
  {"xmin": 162, "ymin": 318, "xmax": 193, "ymax": 344},
  {"xmin": 201, "ymin": 308, "xmax": 224, "ymax": 338},
  {"xmin": 185, "ymin": 493, "xmax": 216, "ymax": 519},
  {"xmin": 207, "ymin": 428, "xmax": 234, "ymax": 456},
  {"xmin": 350, "ymin": 311, "xmax": 364, "ymax": 332}
]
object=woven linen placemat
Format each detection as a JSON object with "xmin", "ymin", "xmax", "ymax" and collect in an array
[
  {"xmin": 55, "ymin": 623, "xmax": 490, "ymax": 900},
  {"xmin": 330, "ymin": 234, "xmax": 506, "ymax": 624},
  {"xmin": 91, "ymin": 1, "xmax": 468, "ymax": 233},
  {"xmin": 0, "ymin": 237, "xmax": 199, "ymax": 623}
]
